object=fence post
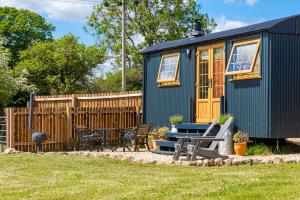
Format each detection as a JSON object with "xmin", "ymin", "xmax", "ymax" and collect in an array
[
  {"xmin": 66, "ymin": 107, "xmax": 73, "ymax": 141},
  {"xmin": 5, "ymin": 108, "xmax": 10, "ymax": 148},
  {"xmin": 71, "ymin": 94, "xmax": 77, "ymax": 108},
  {"xmin": 9, "ymin": 108, "xmax": 15, "ymax": 149},
  {"xmin": 136, "ymin": 106, "xmax": 141, "ymax": 125}
]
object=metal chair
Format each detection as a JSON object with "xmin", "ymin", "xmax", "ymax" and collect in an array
[{"xmin": 122, "ymin": 124, "xmax": 152, "ymax": 152}]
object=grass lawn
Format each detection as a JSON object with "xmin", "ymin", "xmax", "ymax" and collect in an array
[{"xmin": 0, "ymin": 154, "xmax": 300, "ymax": 200}]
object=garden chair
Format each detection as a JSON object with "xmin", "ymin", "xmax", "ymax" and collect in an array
[
  {"xmin": 186, "ymin": 117, "xmax": 234, "ymax": 161},
  {"xmin": 73, "ymin": 125, "xmax": 102, "ymax": 151},
  {"xmin": 173, "ymin": 121, "xmax": 219, "ymax": 161},
  {"xmin": 122, "ymin": 124, "xmax": 152, "ymax": 152}
]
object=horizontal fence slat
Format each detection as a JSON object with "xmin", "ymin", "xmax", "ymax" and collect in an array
[{"xmin": 5, "ymin": 91, "xmax": 142, "ymax": 152}]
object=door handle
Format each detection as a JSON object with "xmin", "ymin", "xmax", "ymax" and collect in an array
[{"xmin": 209, "ymin": 79, "xmax": 213, "ymax": 88}]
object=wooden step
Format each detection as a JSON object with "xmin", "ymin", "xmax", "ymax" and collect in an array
[{"xmin": 175, "ymin": 123, "xmax": 209, "ymax": 130}]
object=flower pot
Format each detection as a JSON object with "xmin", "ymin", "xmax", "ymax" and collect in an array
[
  {"xmin": 234, "ymin": 143, "xmax": 247, "ymax": 156},
  {"xmin": 148, "ymin": 140, "xmax": 154, "ymax": 149},
  {"xmin": 170, "ymin": 124, "xmax": 178, "ymax": 133},
  {"xmin": 152, "ymin": 140, "xmax": 160, "ymax": 150}
]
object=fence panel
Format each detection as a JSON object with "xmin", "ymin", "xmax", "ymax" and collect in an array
[{"xmin": 5, "ymin": 91, "xmax": 142, "ymax": 152}]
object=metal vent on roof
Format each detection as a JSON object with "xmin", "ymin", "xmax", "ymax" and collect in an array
[{"xmin": 193, "ymin": 19, "xmax": 205, "ymax": 37}]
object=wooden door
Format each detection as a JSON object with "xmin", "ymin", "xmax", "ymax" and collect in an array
[{"xmin": 196, "ymin": 44, "xmax": 224, "ymax": 123}]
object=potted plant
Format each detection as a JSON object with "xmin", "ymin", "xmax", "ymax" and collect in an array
[
  {"xmin": 148, "ymin": 129, "xmax": 159, "ymax": 150},
  {"xmin": 157, "ymin": 126, "xmax": 170, "ymax": 140},
  {"xmin": 218, "ymin": 114, "xmax": 231, "ymax": 125},
  {"xmin": 233, "ymin": 131, "xmax": 249, "ymax": 156},
  {"xmin": 169, "ymin": 115, "xmax": 183, "ymax": 133}
]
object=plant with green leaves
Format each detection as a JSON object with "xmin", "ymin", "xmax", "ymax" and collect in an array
[
  {"xmin": 14, "ymin": 34, "xmax": 105, "ymax": 97},
  {"xmin": 86, "ymin": 0, "xmax": 216, "ymax": 70},
  {"xmin": 233, "ymin": 131, "xmax": 249, "ymax": 144},
  {"xmin": 0, "ymin": 7, "xmax": 55, "ymax": 66},
  {"xmin": 169, "ymin": 115, "xmax": 184, "ymax": 125},
  {"xmin": 218, "ymin": 114, "xmax": 232, "ymax": 125},
  {"xmin": 157, "ymin": 127, "xmax": 170, "ymax": 139},
  {"xmin": 0, "ymin": 38, "xmax": 14, "ymax": 109}
]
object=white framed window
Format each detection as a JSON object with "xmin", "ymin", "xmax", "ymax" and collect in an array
[
  {"xmin": 225, "ymin": 38, "xmax": 260, "ymax": 76},
  {"xmin": 157, "ymin": 52, "xmax": 180, "ymax": 83}
]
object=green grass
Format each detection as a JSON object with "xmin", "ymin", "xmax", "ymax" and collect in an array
[
  {"xmin": 0, "ymin": 154, "xmax": 300, "ymax": 200},
  {"xmin": 247, "ymin": 144, "xmax": 272, "ymax": 155}
]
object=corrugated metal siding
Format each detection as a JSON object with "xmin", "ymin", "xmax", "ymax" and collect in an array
[
  {"xmin": 270, "ymin": 33, "xmax": 300, "ymax": 138},
  {"xmin": 226, "ymin": 33, "xmax": 270, "ymax": 138},
  {"xmin": 143, "ymin": 47, "xmax": 196, "ymax": 126}
]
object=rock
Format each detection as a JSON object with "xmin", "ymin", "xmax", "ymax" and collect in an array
[
  {"xmin": 232, "ymin": 159, "xmax": 243, "ymax": 166},
  {"xmin": 4, "ymin": 148, "xmax": 17, "ymax": 154},
  {"xmin": 260, "ymin": 159, "xmax": 272, "ymax": 164},
  {"xmin": 166, "ymin": 160, "xmax": 175, "ymax": 165},
  {"xmin": 244, "ymin": 158, "xmax": 253, "ymax": 165},
  {"xmin": 214, "ymin": 158, "xmax": 224, "ymax": 166},
  {"xmin": 253, "ymin": 159, "xmax": 262, "ymax": 165},
  {"xmin": 142, "ymin": 160, "xmax": 156, "ymax": 164},
  {"xmin": 82, "ymin": 152, "xmax": 90, "ymax": 157},
  {"xmin": 284, "ymin": 159, "xmax": 297, "ymax": 163},
  {"xmin": 57, "ymin": 152, "xmax": 68, "ymax": 155},
  {"xmin": 273, "ymin": 157, "xmax": 283, "ymax": 164},
  {"xmin": 181, "ymin": 161, "xmax": 191, "ymax": 166},
  {"xmin": 203, "ymin": 159, "xmax": 209, "ymax": 167},
  {"xmin": 189, "ymin": 161, "xmax": 197, "ymax": 166},
  {"xmin": 175, "ymin": 161, "xmax": 182, "ymax": 165},
  {"xmin": 134, "ymin": 158, "xmax": 144, "ymax": 163},
  {"xmin": 224, "ymin": 158, "xmax": 233, "ymax": 166},
  {"xmin": 196, "ymin": 160, "xmax": 203, "ymax": 167}
]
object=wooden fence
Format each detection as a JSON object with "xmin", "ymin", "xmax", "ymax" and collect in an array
[
  {"xmin": 6, "ymin": 91, "xmax": 143, "ymax": 152},
  {"xmin": 34, "ymin": 91, "xmax": 142, "ymax": 109}
]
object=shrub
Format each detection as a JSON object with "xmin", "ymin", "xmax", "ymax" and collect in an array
[
  {"xmin": 158, "ymin": 127, "xmax": 170, "ymax": 135},
  {"xmin": 218, "ymin": 114, "xmax": 231, "ymax": 125},
  {"xmin": 169, "ymin": 115, "xmax": 183, "ymax": 125},
  {"xmin": 247, "ymin": 144, "xmax": 272, "ymax": 155},
  {"xmin": 233, "ymin": 131, "xmax": 249, "ymax": 144}
]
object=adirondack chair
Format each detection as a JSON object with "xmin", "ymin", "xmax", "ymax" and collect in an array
[
  {"xmin": 122, "ymin": 124, "xmax": 152, "ymax": 152},
  {"xmin": 173, "ymin": 122, "xmax": 219, "ymax": 161},
  {"xmin": 186, "ymin": 117, "xmax": 234, "ymax": 161}
]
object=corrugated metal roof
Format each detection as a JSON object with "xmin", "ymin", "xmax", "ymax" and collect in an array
[{"xmin": 141, "ymin": 14, "xmax": 300, "ymax": 54}]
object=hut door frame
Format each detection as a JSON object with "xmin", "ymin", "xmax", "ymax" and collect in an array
[{"xmin": 195, "ymin": 43, "xmax": 225, "ymax": 123}]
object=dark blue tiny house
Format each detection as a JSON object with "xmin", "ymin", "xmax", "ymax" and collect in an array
[{"xmin": 141, "ymin": 15, "xmax": 300, "ymax": 139}]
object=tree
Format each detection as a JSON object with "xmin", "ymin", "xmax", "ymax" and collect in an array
[
  {"xmin": 86, "ymin": 0, "xmax": 216, "ymax": 70},
  {"xmin": 90, "ymin": 67, "xmax": 142, "ymax": 92},
  {"xmin": 0, "ymin": 38, "xmax": 14, "ymax": 109},
  {"xmin": 15, "ymin": 34, "xmax": 105, "ymax": 96},
  {"xmin": 0, "ymin": 7, "xmax": 55, "ymax": 66}
]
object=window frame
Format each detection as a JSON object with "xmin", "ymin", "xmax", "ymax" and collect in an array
[
  {"xmin": 225, "ymin": 38, "xmax": 261, "ymax": 76},
  {"xmin": 157, "ymin": 52, "xmax": 180, "ymax": 83}
]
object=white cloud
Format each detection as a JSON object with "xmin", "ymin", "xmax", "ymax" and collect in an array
[
  {"xmin": 224, "ymin": 0, "xmax": 259, "ymax": 6},
  {"xmin": 214, "ymin": 16, "xmax": 249, "ymax": 32},
  {"xmin": 246, "ymin": 0, "xmax": 258, "ymax": 6},
  {"xmin": 0, "ymin": 0, "xmax": 97, "ymax": 22}
]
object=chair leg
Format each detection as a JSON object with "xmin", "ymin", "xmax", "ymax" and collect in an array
[
  {"xmin": 134, "ymin": 139, "xmax": 138, "ymax": 152},
  {"xmin": 145, "ymin": 138, "xmax": 150, "ymax": 150}
]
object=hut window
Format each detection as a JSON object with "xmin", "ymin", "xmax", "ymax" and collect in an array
[
  {"xmin": 157, "ymin": 52, "xmax": 180, "ymax": 86},
  {"xmin": 225, "ymin": 38, "xmax": 261, "ymax": 78}
]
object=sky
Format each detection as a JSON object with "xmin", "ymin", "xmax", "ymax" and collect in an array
[
  {"xmin": 1, "ymin": 0, "xmax": 300, "ymax": 75},
  {"xmin": 1, "ymin": 0, "xmax": 300, "ymax": 45}
]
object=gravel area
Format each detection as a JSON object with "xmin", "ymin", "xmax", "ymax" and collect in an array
[{"xmin": 3, "ymin": 147, "xmax": 300, "ymax": 167}]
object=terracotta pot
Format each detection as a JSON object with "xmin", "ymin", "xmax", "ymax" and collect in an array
[
  {"xmin": 152, "ymin": 140, "xmax": 160, "ymax": 150},
  {"xmin": 234, "ymin": 143, "xmax": 247, "ymax": 156},
  {"xmin": 148, "ymin": 140, "xmax": 154, "ymax": 149}
]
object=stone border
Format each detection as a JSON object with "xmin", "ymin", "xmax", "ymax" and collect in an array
[{"xmin": 3, "ymin": 148, "xmax": 300, "ymax": 167}]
